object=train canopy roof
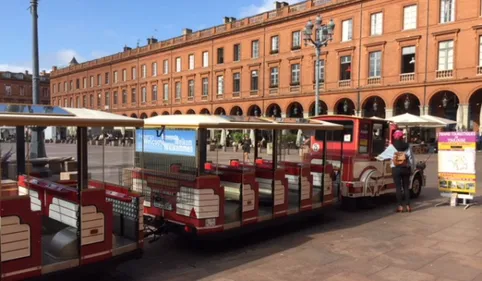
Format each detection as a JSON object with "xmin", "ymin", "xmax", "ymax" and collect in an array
[
  {"xmin": 0, "ymin": 104, "xmax": 143, "ymax": 127},
  {"xmin": 144, "ymin": 114, "xmax": 343, "ymax": 130}
]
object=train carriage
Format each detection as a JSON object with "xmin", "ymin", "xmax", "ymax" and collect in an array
[
  {"xmin": 0, "ymin": 104, "xmax": 144, "ymax": 281},
  {"xmin": 127, "ymin": 115, "xmax": 344, "ymax": 236}
]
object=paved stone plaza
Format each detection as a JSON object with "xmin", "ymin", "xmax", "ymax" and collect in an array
[{"xmin": 2, "ymin": 143, "xmax": 481, "ymax": 281}]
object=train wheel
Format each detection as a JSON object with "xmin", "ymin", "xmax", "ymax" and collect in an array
[{"xmin": 410, "ymin": 175, "xmax": 422, "ymax": 198}]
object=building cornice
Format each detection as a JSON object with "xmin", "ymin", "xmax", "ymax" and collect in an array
[{"xmin": 50, "ymin": 0, "xmax": 362, "ymax": 78}]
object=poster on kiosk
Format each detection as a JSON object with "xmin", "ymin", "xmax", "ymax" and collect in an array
[{"xmin": 437, "ymin": 131, "xmax": 477, "ymax": 209}]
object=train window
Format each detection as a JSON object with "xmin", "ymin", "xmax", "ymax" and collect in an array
[
  {"xmin": 315, "ymin": 120, "xmax": 353, "ymax": 142},
  {"xmin": 372, "ymin": 122, "xmax": 387, "ymax": 155},
  {"xmin": 358, "ymin": 122, "xmax": 370, "ymax": 154}
]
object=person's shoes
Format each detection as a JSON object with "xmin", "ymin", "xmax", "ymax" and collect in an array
[
  {"xmin": 405, "ymin": 205, "xmax": 411, "ymax": 213},
  {"xmin": 396, "ymin": 206, "xmax": 404, "ymax": 212}
]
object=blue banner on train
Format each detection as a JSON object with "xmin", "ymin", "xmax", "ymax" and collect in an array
[{"xmin": 136, "ymin": 129, "xmax": 196, "ymax": 157}]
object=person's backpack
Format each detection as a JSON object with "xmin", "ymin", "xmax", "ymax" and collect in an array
[{"xmin": 392, "ymin": 151, "xmax": 408, "ymax": 166}]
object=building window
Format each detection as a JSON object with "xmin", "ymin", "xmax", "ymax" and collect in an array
[
  {"xmin": 202, "ymin": 51, "xmax": 209, "ymax": 67},
  {"xmin": 113, "ymin": 91, "xmax": 118, "ymax": 105},
  {"xmin": 314, "ymin": 60, "xmax": 325, "ymax": 83},
  {"xmin": 342, "ymin": 19, "xmax": 353, "ymax": 41},
  {"xmin": 479, "ymin": 36, "xmax": 482, "ymax": 66},
  {"xmin": 188, "ymin": 54, "xmax": 195, "ymax": 70},
  {"xmin": 53, "ymin": 84, "xmax": 57, "ymax": 94},
  {"xmin": 97, "ymin": 93, "xmax": 102, "ymax": 107},
  {"xmin": 163, "ymin": 83, "xmax": 169, "ymax": 101},
  {"xmin": 113, "ymin": 71, "xmax": 117, "ymax": 83},
  {"xmin": 4, "ymin": 85, "xmax": 11, "ymax": 95},
  {"xmin": 131, "ymin": 88, "xmax": 136, "ymax": 103},
  {"xmin": 105, "ymin": 92, "xmax": 110, "ymax": 107},
  {"xmin": 252, "ymin": 40, "xmax": 260, "ymax": 59},
  {"xmin": 202, "ymin": 78, "xmax": 208, "ymax": 96},
  {"xmin": 64, "ymin": 81, "xmax": 67, "ymax": 91},
  {"xmin": 105, "ymin": 72, "xmax": 109, "ymax": 84},
  {"xmin": 75, "ymin": 97, "xmax": 79, "ymax": 108},
  {"xmin": 292, "ymin": 31, "xmax": 301, "ymax": 49},
  {"xmin": 233, "ymin": 73, "xmax": 241, "ymax": 93},
  {"xmin": 217, "ymin": 75, "xmax": 224, "ymax": 95},
  {"xmin": 76, "ymin": 79, "xmax": 80, "ymax": 89},
  {"xmin": 440, "ymin": 0, "xmax": 455, "ymax": 23},
  {"xmin": 152, "ymin": 62, "xmax": 157, "ymax": 76},
  {"xmin": 370, "ymin": 12, "xmax": 383, "ymax": 36},
  {"xmin": 401, "ymin": 46, "xmax": 416, "ymax": 73},
  {"xmin": 141, "ymin": 87, "xmax": 147, "ymax": 103},
  {"xmin": 340, "ymin": 55, "xmax": 352, "ymax": 80},
  {"xmin": 233, "ymin": 44, "xmax": 241, "ymax": 62},
  {"xmin": 291, "ymin": 64, "xmax": 300, "ymax": 85},
  {"xmin": 369, "ymin": 51, "xmax": 382, "ymax": 77},
  {"xmin": 271, "ymin": 36, "xmax": 279, "ymax": 53},
  {"xmin": 163, "ymin": 60, "xmax": 169, "ymax": 74},
  {"xmin": 132, "ymin": 67, "xmax": 137, "ymax": 79},
  {"xmin": 141, "ymin": 64, "xmax": 147, "ymax": 78},
  {"xmin": 188, "ymin": 80, "xmax": 194, "ymax": 98},
  {"xmin": 251, "ymin": 70, "xmax": 258, "ymax": 91},
  {"xmin": 175, "ymin": 82, "xmax": 181, "ymax": 99},
  {"xmin": 97, "ymin": 74, "xmax": 101, "ymax": 86},
  {"xmin": 122, "ymin": 69, "xmax": 127, "ymax": 81},
  {"xmin": 152, "ymin": 85, "xmax": 158, "ymax": 101},
  {"xmin": 403, "ymin": 5, "xmax": 417, "ymax": 30},
  {"xmin": 19, "ymin": 86, "xmax": 24, "ymax": 96},
  {"xmin": 89, "ymin": 95, "xmax": 94, "ymax": 107},
  {"xmin": 83, "ymin": 95, "xmax": 87, "ymax": 107},
  {"xmin": 70, "ymin": 80, "xmax": 73, "ymax": 91},
  {"xmin": 64, "ymin": 98, "xmax": 68, "ymax": 107},
  {"xmin": 270, "ymin": 67, "xmax": 279, "ymax": 87},
  {"xmin": 217, "ymin": 48, "xmax": 224, "ymax": 64},
  {"xmin": 69, "ymin": 98, "xmax": 73, "ymax": 107},
  {"xmin": 175, "ymin": 57, "xmax": 181, "ymax": 72},
  {"xmin": 122, "ymin": 90, "xmax": 127, "ymax": 104},
  {"xmin": 438, "ymin": 40, "xmax": 454, "ymax": 70}
]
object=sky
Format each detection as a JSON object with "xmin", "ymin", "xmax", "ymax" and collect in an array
[{"xmin": 0, "ymin": 0, "xmax": 302, "ymax": 73}]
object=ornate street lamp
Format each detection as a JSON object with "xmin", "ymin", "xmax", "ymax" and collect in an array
[
  {"xmin": 304, "ymin": 15, "xmax": 335, "ymax": 116},
  {"xmin": 254, "ymin": 107, "xmax": 259, "ymax": 117},
  {"xmin": 373, "ymin": 98, "xmax": 378, "ymax": 112},
  {"xmin": 404, "ymin": 94, "xmax": 410, "ymax": 111},
  {"xmin": 343, "ymin": 99, "xmax": 349, "ymax": 114},
  {"xmin": 442, "ymin": 93, "xmax": 448, "ymax": 108}
]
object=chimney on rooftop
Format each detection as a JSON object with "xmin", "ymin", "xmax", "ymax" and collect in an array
[
  {"xmin": 274, "ymin": 1, "xmax": 289, "ymax": 9},
  {"xmin": 123, "ymin": 45, "xmax": 132, "ymax": 52},
  {"xmin": 147, "ymin": 37, "xmax": 158, "ymax": 45},
  {"xmin": 52, "ymin": 66, "xmax": 57, "ymax": 71},
  {"xmin": 183, "ymin": 28, "xmax": 192, "ymax": 35},
  {"xmin": 25, "ymin": 70, "xmax": 29, "ymax": 75},
  {"xmin": 223, "ymin": 17, "xmax": 237, "ymax": 24},
  {"xmin": 40, "ymin": 70, "xmax": 46, "ymax": 76}
]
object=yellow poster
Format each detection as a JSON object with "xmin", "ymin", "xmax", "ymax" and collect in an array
[{"xmin": 437, "ymin": 132, "xmax": 477, "ymax": 194}]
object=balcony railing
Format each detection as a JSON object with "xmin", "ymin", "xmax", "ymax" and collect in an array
[
  {"xmin": 435, "ymin": 69, "xmax": 453, "ymax": 79},
  {"xmin": 232, "ymin": 91, "xmax": 240, "ymax": 98},
  {"xmin": 338, "ymin": 80, "xmax": 351, "ymax": 88},
  {"xmin": 290, "ymin": 85, "xmax": 300, "ymax": 93},
  {"xmin": 400, "ymin": 73, "xmax": 415, "ymax": 82},
  {"xmin": 269, "ymin": 88, "xmax": 278, "ymax": 95},
  {"xmin": 367, "ymin": 77, "xmax": 381, "ymax": 85},
  {"xmin": 477, "ymin": 66, "xmax": 482, "ymax": 75}
]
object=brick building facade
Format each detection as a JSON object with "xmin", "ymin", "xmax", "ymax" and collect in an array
[
  {"xmin": 0, "ymin": 71, "xmax": 50, "ymax": 104},
  {"xmin": 50, "ymin": 0, "xmax": 482, "ymax": 131}
]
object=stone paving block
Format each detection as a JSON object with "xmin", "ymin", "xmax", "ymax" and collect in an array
[
  {"xmin": 290, "ymin": 247, "xmax": 345, "ymax": 266},
  {"xmin": 372, "ymin": 246, "xmax": 447, "ymax": 271},
  {"xmin": 371, "ymin": 266, "xmax": 437, "ymax": 281},
  {"xmin": 427, "ymin": 226, "xmax": 480, "ymax": 243},
  {"xmin": 418, "ymin": 253, "xmax": 482, "ymax": 281},
  {"xmin": 473, "ymin": 273, "xmax": 482, "ymax": 281},
  {"xmin": 430, "ymin": 240, "xmax": 482, "ymax": 256},
  {"xmin": 390, "ymin": 234, "xmax": 441, "ymax": 248},
  {"xmin": 319, "ymin": 256, "xmax": 389, "ymax": 276},
  {"xmin": 324, "ymin": 272, "xmax": 374, "ymax": 281}
]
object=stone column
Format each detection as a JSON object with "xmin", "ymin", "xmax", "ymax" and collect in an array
[
  {"xmin": 462, "ymin": 104, "xmax": 469, "ymax": 131},
  {"xmin": 385, "ymin": 108, "xmax": 393, "ymax": 118},
  {"xmin": 327, "ymin": 110, "xmax": 334, "ymax": 115},
  {"xmin": 422, "ymin": 106, "xmax": 429, "ymax": 115},
  {"xmin": 303, "ymin": 112, "xmax": 309, "ymax": 119}
]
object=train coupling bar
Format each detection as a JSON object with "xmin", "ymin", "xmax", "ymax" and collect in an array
[{"xmin": 143, "ymin": 215, "xmax": 169, "ymax": 243}]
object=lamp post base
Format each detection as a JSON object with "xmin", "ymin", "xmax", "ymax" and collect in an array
[{"xmin": 29, "ymin": 126, "xmax": 47, "ymax": 159}]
